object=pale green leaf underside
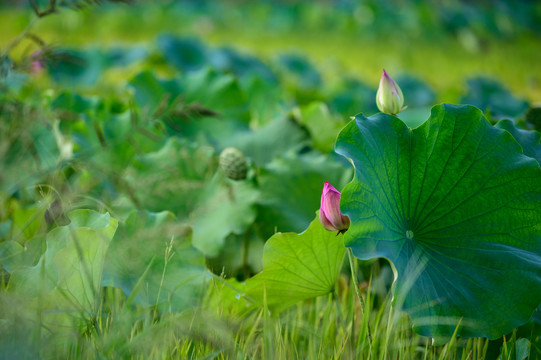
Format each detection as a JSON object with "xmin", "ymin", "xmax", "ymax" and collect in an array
[
  {"xmin": 336, "ymin": 104, "xmax": 541, "ymax": 339},
  {"xmin": 246, "ymin": 215, "xmax": 345, "ymax": 312},
  {"xmin": 8, "ymin": 210, "xmax": 118, "ymax": 329},
  {"xmin": 191, "ymin": 174, "xmax": 259, "ymax": 257}
]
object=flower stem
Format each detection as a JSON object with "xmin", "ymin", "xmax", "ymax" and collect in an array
[{"xmin": 347, "ymin": 248, "xmax": 373, "ymax": 346}]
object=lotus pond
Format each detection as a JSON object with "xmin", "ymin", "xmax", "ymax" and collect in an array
[{"xmin": 1, "ymin": 1, "xmax": 541, "ymax": 359}]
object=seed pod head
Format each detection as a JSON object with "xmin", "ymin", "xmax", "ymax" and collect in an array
[{"xmin": 219, "ymin": 147, "xmax": 248, "ymax": 181}]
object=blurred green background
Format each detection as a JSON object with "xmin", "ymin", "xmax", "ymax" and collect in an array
[{"xmin": 1, "ymin": 0, "xmax": 540, "ymax": 103}]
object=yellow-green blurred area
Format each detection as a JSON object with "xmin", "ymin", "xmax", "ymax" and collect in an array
[{"xmin": 1, "ymin": 0, "xmax": 541, "ymax": 104}]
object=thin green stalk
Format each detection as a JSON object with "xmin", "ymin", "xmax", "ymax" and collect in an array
[
  {"xmin": 242, "ymin": 226, "xmax": 252, "ymax": 280},
  {"xmin": 347, "ymin": 248, "xmax": 372, "ymax": 346},
  {"xmin": 332, "ymin": 290, "xmax": 344, "ymax": 326}
]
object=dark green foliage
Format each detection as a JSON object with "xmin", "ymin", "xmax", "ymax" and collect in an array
[
  {"xmin": 526, "ymin": 107, "xmax": 541, "ymax": 132},
  {"xmin": 461, "ymin": 77, "xmax": 529, "ymax": 121},
  {"xmin": 337, "ymin": 104, "xmax": 541, "ymax": 340}
]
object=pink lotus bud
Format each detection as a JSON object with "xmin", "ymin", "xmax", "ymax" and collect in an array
[
  {"xmin": 376, "ymin": 69, "xmax": 406, "ymax": 115},
  {"xmin": 29, "ymin": 50, "xmax": 45, "ymax": 75},
  {"xmin": 31, "ymin": 60, "xmax": 44, "ymax": 74},
  {"xmin": 319, "ymin": 182, "xmax": 350, "ymax": 234}
]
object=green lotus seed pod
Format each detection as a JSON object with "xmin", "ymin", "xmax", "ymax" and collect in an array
[{"xmin": 219, "ymin": 147, "xmax": 248, "ymax": 181}]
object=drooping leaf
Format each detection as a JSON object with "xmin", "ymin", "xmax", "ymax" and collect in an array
[
  {"xmin": 336, "ymin": 104, "xmax": 541, "ymax": 340},
  {"xmin": 245, "ymin": 215, "xmax": 346, "ymax": 312},
  {"xmin": 8, "ymin": 210, "xmax": 118, "ymax": 328},
  {"xmin": 102, "ymin": 210, "xmax": 207, "ymax": 312},
  {"xmin": 495, "ymin": 119, "xmax": 541, "ymax": 165}
]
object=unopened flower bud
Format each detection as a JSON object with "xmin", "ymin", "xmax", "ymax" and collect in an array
[
  {"xmin": 376, "ymin": 69, "xmax": 406, "ymax": 115},
  {"xmin": 319, "ymin": 182, "xmax": 350, "ymax": 234}
]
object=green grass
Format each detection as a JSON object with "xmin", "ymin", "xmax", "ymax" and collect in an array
[{"xmin": 0, "ymin": 254, "xmax": 497, "ymax": 359}]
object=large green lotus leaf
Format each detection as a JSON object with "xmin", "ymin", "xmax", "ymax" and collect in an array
[
  {"xmin": 245, "ymin": 215, "xmax": 345, "ymax": 312},
  {"xmin": 124, "ymin": 137, "xmax": 216, "ymax": 215},
  {"xmin": 8, "ymin": 210, "xmax": 117, "ymax": 327},
  {"xmin": 335, "ymin": 104, "xmax": 541, "ymax": 340},
  {"xmin": 102, "ymin": 210, "xmax": 207, "ymax": 312},
  {"xmin": 495, "ymin": 119, "xmax": 541, "ymax": 165},
  {"xmin": 256, "ymin": 151, "xmax": 351, "ymax": 238},
  {"xmin": 191, "ymin": 174, "xmax": 259, "ymax": 257}
]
